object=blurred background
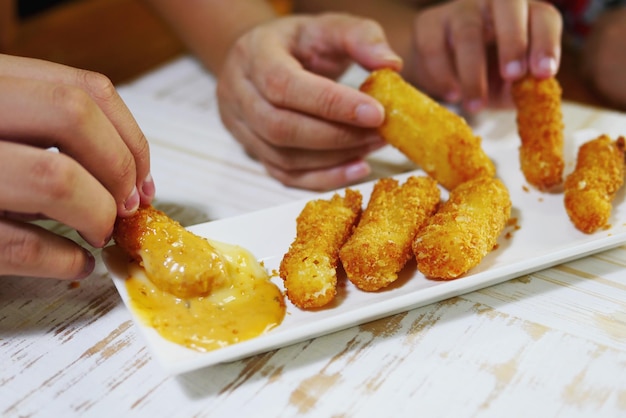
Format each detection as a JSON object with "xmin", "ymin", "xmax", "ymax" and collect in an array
[
  {"xmin": 0, "ymin": 0, "xmax": 612, "ymax": 109},
  {"xmin": 0, "ymin": 0, "xmax": 184, "ymax": 84}
]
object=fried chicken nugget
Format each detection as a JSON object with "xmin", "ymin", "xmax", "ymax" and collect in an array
[
  {"xmin": 511, "ymin": 75, "xmax": 565, "ymax": 191},
  {"xmin": 564, "ymin": 135, "xmax": 626, "ymax": 233},
  {"xmin": 360, "ymin": 68, "xmax": 495, "ymax": 190},
  {"xmin": 413, "ymin": 176, "xmax": 511, "ymax": 280},
  {"xmin": 339, "ymin": 176, "xmax": 440, "ymax": 291},
  {"xmin": 279, "ymin": 189, "xmax": 362, "ymax": 309},
  {"xmin": 113, "ymin": 206, "xmax": 228, "ymax": 299}
]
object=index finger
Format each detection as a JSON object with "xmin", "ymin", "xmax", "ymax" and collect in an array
[
  {"xmin": 527, "ymin": 1, "xmax": 562, "ymax": 78},
  {"xmin": 251, "ymin": 16, "xmax": 402, "ymax": 128},
  {"xmin": 491, "ymin": 0, "xmax": 529, "ymax": 80},
  {"xmin": 0, "ymin": 76, "xmax": 141, "ymax": 217},
  {"xmin": 0, "ymin": 54, "xmax": 154, "ymax": 208}
]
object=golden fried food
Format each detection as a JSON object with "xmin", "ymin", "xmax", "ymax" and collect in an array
[
  {"xmin": 360, "ymin": 68, "xmax": 495, "ymax": 191},
  {"xmin": 511, "ymin": 75, "xmax": 564, "ymax": 191},
  {"xmin": 413, "ymin": 176, "xmax": 511, "ymax": 280},
  {"xmin": 564, "ymin": 135, "xmax": 626, "ymax": 233},
  {"xmin": 124, "ymin": 241, "xmax": 285, "ymax": 353},
  {"xmin": 279, "ymin": 189, "xmax": 362, "ymax": 309},
  {"xmin": 113, "ymin": 205, "xmax": 228, "ymax": 299},
  {"xmin": 339, "ymin": 176, "xmax": 440, "ymax": 291}
]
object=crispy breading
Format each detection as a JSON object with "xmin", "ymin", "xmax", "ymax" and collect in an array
[
  {"xmin": 339, "ymin": 176, "xmax": 440, "ymax": 291},
  {"xmin": 511, "ymin": 75, "xmax": 565, "ymax": 191},
  {"xmin": 113, "ymin": 206, "xmax": 228, "ymax": 298},
  {"xmin": 359, "ymin": 68, "xmax": 495, "ymax": 191},
  {"xmin": 564, "ymin": 135, "xmax": 626, "ymax": 233},
  {"xmin": 413, "ymin": 176, "xmax": 511, "ymax": 280},
  {"xmin": 279, "ymin": 189, "xmax": 362, "ymax": 309}
]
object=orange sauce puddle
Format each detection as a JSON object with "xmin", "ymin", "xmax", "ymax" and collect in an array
[{"xmin": 125, "ymin": 240, "xmax": 285, "ymax": 352}]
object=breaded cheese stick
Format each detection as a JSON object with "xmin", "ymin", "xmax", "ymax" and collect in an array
[
  {"xmin": 113, "ymin": 206, "xmax": 228, "ymax": 298},
  {"xmin": 360, "ymin": 68, "xmax": 495, "ymax": 191},
  {"xmin": 340, "ymin": 176, "xmax": 440, "ymax": 291},
  {"xmin": 564, "ymin": 135, "xmax": 625, "ymax": 233},
  {"xmin": 511, "ymin": 75, "xmax": 564, "ymax": 190},
  {"xmin": 413, "ymin": 176, "xmax": 511, "ymax": 280},
  {"xmin": 279, "ymin": 189, "xmax": 362, "ymax": 309}
]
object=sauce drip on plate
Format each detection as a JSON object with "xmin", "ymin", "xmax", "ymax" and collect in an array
[{"xmin": 125, "ymin": 240, "xmax": 285, "ymax": 352}]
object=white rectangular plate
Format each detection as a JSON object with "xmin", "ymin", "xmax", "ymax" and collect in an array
[{"xmin": 103, "ymin": 124, "xmax": 626, "ymax": 375}]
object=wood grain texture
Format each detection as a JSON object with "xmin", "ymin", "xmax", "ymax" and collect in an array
[{"xmin": 2, "ymin": 52, "xmax": 626, "ymax": 418}]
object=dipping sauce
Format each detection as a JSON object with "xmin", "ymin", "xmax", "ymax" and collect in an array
[{"xmin": 125, "ymin": 240, "xmax": 285, "ymax": 352}]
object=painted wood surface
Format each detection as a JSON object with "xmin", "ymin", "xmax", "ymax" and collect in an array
[{"xmin": 2, "ymin": 57, "xmax": 626, "ymax": 418}]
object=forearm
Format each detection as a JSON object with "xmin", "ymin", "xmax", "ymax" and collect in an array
[{"xmin": 144, "ymin": 0, "xmax": 278, "ymax": 75}]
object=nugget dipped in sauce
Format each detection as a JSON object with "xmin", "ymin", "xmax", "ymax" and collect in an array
[
  {"xmin": 511, "ymin": 75, "xmax": 564, "ymax": 191},
  {"xmin": 413, "ymin": 176, "xmax": 511, "ymax": 280},
  {"xmin": 340, "ymin": 176, "xmax": 440, "ymax": 291},
  {"xmin": 280, "ymin": 189, "xmax": 362, "ymax": 309},
  {"xmin": 359, "ymin": 68, "xmax": 495, "ymax": 191},
  {"xmin": 113, "ymin": 205, "xmax": 286, "ymax": 352},
  {"xmin": 564, "ymin": 135, "xmax": 626, "ymax": 233},
  {"xmin": 113, "ymin": 205, "xmax": 228, "ymax": 298}
]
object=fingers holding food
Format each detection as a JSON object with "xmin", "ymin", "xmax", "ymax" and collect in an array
[
  {"xmin": 340, "ymin": 176, "xmax": 440, "ymax": 291},
  {"xmin": 359, "ymin": 68, "xmax": 495, "ymax": 191},
  {"xmin": 511, "ymin": 75, "xmax": 564, "ymax": 191},
  {"xmin": 413, "ymin": 176, "xmax": 511, "ymax": 280},
  {"xmin": 564, "ymin": 135, "xmax": 626, "ymax": 234},
  {"xmin": 113, "ymin": 206, "xmax": 228, "ymax": 299},
  {"xmin": 279, "ymin": 189, "xmax": 362, "ymax": 309}
]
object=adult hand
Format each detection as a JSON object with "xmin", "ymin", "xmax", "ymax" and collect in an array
[
  {"xmin": 0, "ymin": 54, "xmax": 154, "ymax": 281},
  {"xmin": 215, "ymin": 13, "xmax": 402, "ymax": 190},
  {"xmin": 409, "ymin": 0, "xmax": 562, "ymax": 112}
]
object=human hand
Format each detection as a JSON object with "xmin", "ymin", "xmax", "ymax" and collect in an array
[
  {"xmin": 408, "ymin": 0, "xmax": 562, "ymax": 112},
  {"xmin": 0, "ymin": 54, "xmax": 154, "ymax": 280},
  {"xmin": 581, "ymin": 7, "xmax": 626, "ymax": 109},
  {"xmin": 215, "ymin": 13, "xmax": 402, "ymax": 190}
]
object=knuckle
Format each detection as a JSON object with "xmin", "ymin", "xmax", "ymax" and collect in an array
[
  {"xmin": 261, "ymin": 69, "xmax": 291, "ymax": 107},
  {"xmin": 0, "ymin": 226, "xmax": 44, "ymax": 270},
  {"xmin": 352, "ymin": 16, "xmax": 385, "ymax": 36},
  {"xmin": 102, "ymin": 151, "xmax": 136, "ymax": 196},
  {"xmin": 78, "ymin": 69, "xmax": 117, "ymax": 102},
  {"xmin": 276, "ymin": 155, "xmax": 300, "ymax": 171},
  {"xmin": 532, "ymin": 0, "xmax": 560, "ymax": 18},
  {"xmin": 451, "ymin": 20, "xmax": 483, "ymax": 45},
  {"xmin": 133, "ymin": 132, "xmax": 151, "ymax": 163},
  {"xmin": 51, "ymin": 84, "xmax": 93, "ymax": 127},
  {"xmin": 263, "ymin": 141, "xmax": 301, "ymax": 170},
  {"xmin": 314, "ymin": 87, "xmax": 342, "ymax": 119},
  {"xmin": 263, "ymin": 112, "xmax": 294, "ymax": 144},
  {"xmin": 416, "ymin": 34, "xmax": 440, "ymax": 55},
  {"xmin": 30, "ymin": 154, "xmax": 79, "ymax": 202}
]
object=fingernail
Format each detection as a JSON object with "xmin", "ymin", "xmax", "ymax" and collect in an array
[
  {"xmin": 538, "ymin": 56, "xmax": 558, "ymax": 75},
  {"xmin": 371, "ymin": 43, "xmax": 402, "ymax": 64},
  {"xmin": 444, "ymin": 90, "xmax": 461, "ymax": 103},
  {"xmin": 356, "ymin": 102, "xmax": 384, "ymax": 125},
  {"xmin": 504, "ymin": 60, "xmax": 525, "ymax": 78},
  {"xmin": 124, "ymin": 186, "xmax": 140, "ymax": 213},
  {"xmin": 141, "ymin": 173, "xmax": 155, "ymax": 203},
  {"xmin": 465, "ymin": 99, "xmax": 484, "ymax": 113},
  {"xmin": 344, "ymin": 160, "xmax": 371, "ymax": 182},
  {"xmin": 76, "ymin": 250, "xmax": 95, "ymax": 280}
]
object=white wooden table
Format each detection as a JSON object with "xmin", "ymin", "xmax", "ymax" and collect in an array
[{"xmin": 2, "ymin": 57, "xmax": 626, "ymax": 418}]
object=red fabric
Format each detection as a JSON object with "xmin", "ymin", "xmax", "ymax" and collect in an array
[{"xmin": 551, "ymin": 0, "xmax": 593, "ymax": 37}]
